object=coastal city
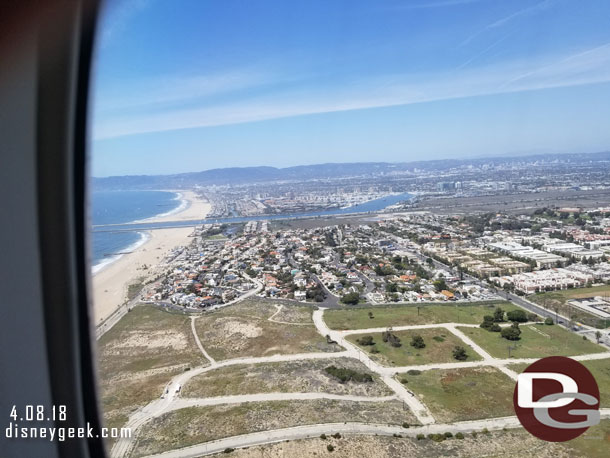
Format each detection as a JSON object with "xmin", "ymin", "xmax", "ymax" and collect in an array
[
  {"xmin": 92, "ymin": 155, "xmax": 610, "ymax": 458},
  {"xmin": 142, "ymin": 203, "xmax": 610, "ymax": 330}
]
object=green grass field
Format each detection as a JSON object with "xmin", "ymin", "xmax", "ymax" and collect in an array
[
  {"xmin": 529, "ymin": 286, "xmax": 610, "ymax": 328},
  {"xmin": 458, "ymin": 324, "xmax": 606, "ymax": 359},
  {"xmin": 564, "ymin": 419, "xmax": 610, "ymax": 458},
  {"xmin": 399, "ymin": 367, "xmax": 516, "ymax": 422},
  {"xmin": 347, "ymin": 328, "xmax": 482, "ymax": 367},
  {"xmin": 509, "ymin": 357, "xmax": 610, "ymax": 408},
  {"xmin": 324, "ymin": 301, "xmax": 519, "ymax": 330}
]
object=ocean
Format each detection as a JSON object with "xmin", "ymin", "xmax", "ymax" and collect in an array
[{"xmin": 91, "ymin": 190, "xmax": 182, "ymax": 273}]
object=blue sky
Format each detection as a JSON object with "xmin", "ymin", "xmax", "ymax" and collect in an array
[{"xmin": 91, "ymin": 0, "xmax": 610, "ymax": 176}]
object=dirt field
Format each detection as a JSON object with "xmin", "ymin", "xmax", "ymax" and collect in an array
[
  {"xmin": 182, "ymin": 357, "xmax": 393, "ymax": 398},
  {"xmin": 194, "ymin": 299, "xmax": 340, "ymax": 360},
  {"xmin": 133, "ymin": 399, "xmax": 418, "ymax": 457},
  {"xmin": 267, "ymin": 302, "xmax": 315, "ymax": 324},
  {"xmin": 97, "ymin": 305, "xmax": 204, "ymax": 440}
]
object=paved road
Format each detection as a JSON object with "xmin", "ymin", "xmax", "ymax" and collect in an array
[
  {"xmin": 190, "ymin": 316, "xmax": 217, "ymax": 365},
  {"xmin": 142, "ymin": 409, "xmax": 610, "ymax": 458},
  {"xmin": 168, "ymin": 393, "xmax": 397, "ymax": 411},
  {"xmin": 267, "ymin": 303, "xmax": 312, "ymax": 326},
  {"xmin": 288, "ymin": 252, "xmax": 341, "ymax": 308}
]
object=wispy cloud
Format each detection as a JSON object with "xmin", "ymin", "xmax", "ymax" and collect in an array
[
  {"xmin": 455, "ymin": 32, "xmax": 514, "ymax": 70},
  {"xmin": 95, "ymin": 69, "xmax": 276, "ymax": 115},
  {"xmin": 461, "ymin": 0, "xmax": 556, "ymax": 46},
  {"xmin": 93, "ymin": 43, "xmax": 610, "ymax": 140}
]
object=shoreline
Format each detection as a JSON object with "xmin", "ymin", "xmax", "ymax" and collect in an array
[{"xmin": 91, "ymin": 190, "xmax": 210, "ymax": 324}]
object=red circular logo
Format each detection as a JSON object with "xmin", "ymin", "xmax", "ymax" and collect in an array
[{"xmin": 513, "ymin": 356, "xmax": 600, "ymax": 442}]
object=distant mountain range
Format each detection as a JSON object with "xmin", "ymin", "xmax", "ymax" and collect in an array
[{"xmin": 92, "ymin": 151, "xmax": 610, "ymax": 191}]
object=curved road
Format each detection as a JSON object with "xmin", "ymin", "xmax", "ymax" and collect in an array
[{"xmin": 143, "ymin": 409, "xmax": 610, "ymax": 458}]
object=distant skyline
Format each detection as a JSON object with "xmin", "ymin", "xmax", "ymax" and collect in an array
[{"xmin": 92, "ymin": 0, "xmax": 610, "ymax": 177}]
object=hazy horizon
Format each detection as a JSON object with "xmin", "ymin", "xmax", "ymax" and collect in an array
[
  {"xmin": 91, "ymin": 148, "xmax": 610, "ymax": 179},
  {"xmin": 92, "ymin": 0, "xmax": 610, "ymax": 177}
]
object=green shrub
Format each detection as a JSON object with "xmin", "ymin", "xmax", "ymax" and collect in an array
[
  {"xmin": 402, "ymin": 422, "xmax": 410, "ymax": 428},
  {"xmin": 382, "ymin": 330, "xmax": 402, "ymax": 347},
  {"xmin": 544, "ymin": 317, "xmax": 554, "ymax": 325},
  {"xmin": 327, "ymin": 444, "xmax": 335, "ymax": 452},
  {"xmin": 427, "ymin": 433, "xmax": 445, "ymax": 442},
  {"xmin": 356, "ymin": 335, "xmax": 375, "ymax": 346},
  {"xmin": 455, "ymin": 432, "xmax": 464, "ymax": 439},
  {"xmin": 507, "ymin": 309, "xmax": 527, "ymax": 322},
  {"xmin": 407, "ymin": 369, "xmax": 421, "ymax": 375},
  {"xmin": 410, "ymin": 335, "xmax": 426, "ymax": 349},
  {"xmin": 324, "ymin": 366, "xmax": 373, "ymax": 383},
  {"xmin": 444, "ymin": 432, "xmax": 453, "ymax": 438},
  {"xmin": 501, "ymin": 322, "xmax": 522, "ymax": 340},
  {"xmin": 452, "ymin": 345, "xmax": 468, "ymax": 361},
  {"xmin": 416, "ymin": 434, "xmax": 425, "ymax": 440}
]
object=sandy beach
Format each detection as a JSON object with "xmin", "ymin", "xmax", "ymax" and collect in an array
[
  {"xmin": 139, "ymin": 190, "xmax": 211, "ymax": 223},
  {"xmin": 91, "ymin": 191, "xmax": 209, "ymax": 324}
]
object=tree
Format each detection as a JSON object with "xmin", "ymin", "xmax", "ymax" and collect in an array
[
  {"xmin": 340, "ymin": 291, "xmax": 360, "ymax": 305},
  {"xmin": 596, "ymin": 330, "xmax": 602, "ymax": 343},
  {"xmin": 493, "ymin": 307, "xmax": 505, "ymax": 322},
  {"xmin": 544, "ymin": 317, "xmax": 554, "ymax": 325},
  {"xmin": 410, "ymin": 334, "xmax": 426, "ymax": 349},
  {"xmin": 386, "ymin": 282, "xmax": 398, "ymax": 293},
  {"xmin": 490, "ymin": 323, "xmax": 501, "ymax": 332},
  {"xmin": 480, "ymin": 315, "xmax": 494, "ymax": 330},
  {"xmin": 356, "ymin": 335, "xmax": 375, "ymax": 346},
  {"xmin": 368, "ymin": 311, "xmax": 374, "ymax": 319},
  {"xmin": 507, "ymin": 309, "xmax": 528, "ymax": 323},
  {"xmin": 433, "ymin": 278, "xmax": 447, "ymax": 292},
  {"xmin": 501, "ymin": 322, "xmax": 522, "ymax": 340},
  {"xmin": 382, "ymin": 330, "xmax": 402, "ymax": 347},
  {"xmin": 452, "ymin": 345, "xmax": 468, "ymax": 361}
]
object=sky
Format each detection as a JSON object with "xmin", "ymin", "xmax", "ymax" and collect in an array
[{"xmin": 91, "ymin": 0, "xmax": 610, "ymax": 177}]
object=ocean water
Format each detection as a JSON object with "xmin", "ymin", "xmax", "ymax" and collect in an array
[{"xmin": 91, "ymin": 190, "xmax": 182, "ymax": 272}]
